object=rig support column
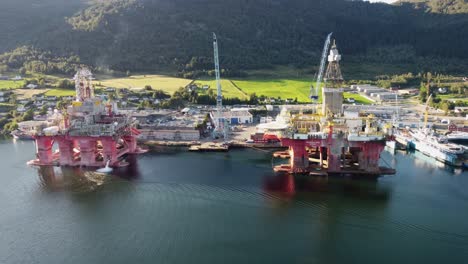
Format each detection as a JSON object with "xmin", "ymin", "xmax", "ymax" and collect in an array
[
  {"xmin": 101, "ymin": 138, "xmax": 118, "ymax": 166},
  {"xmin": 319, "ymin": 147, "xmax": 324, "ymax": 166},
  {"xmin": 359, "ymin": 142, "xmax": 384, "ymax": 172},
  {"xmin": 79, "ymin": 139, "xmax": 97, "ymax": 166},
  {"xmin": 288, "ymin": 140, "xmax": 309, "ymax": 173},
  {"xmin": 124, "ymin": 136, "xmax": 137, "ymax": 153},
  {"xmin": 57, "ymin": 137, "xmax": 75, "ymax": 166},
  {"xmin": 327, "ymin": 139, "xmax": 343, "ymax": 173},
  {"xmin": 35, "ymin": 137, "xmax": 55, "ymax": 165}
]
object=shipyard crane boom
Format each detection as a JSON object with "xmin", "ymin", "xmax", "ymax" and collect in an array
[
  {"xmin": 213, "ymin": 33, "xmax": 222, "ymax": 112},
  {"xmin": 212, "ymin": 33, "xmax": 228, "ymax": 140},
  {"xmin": 310, "ymin": 32, "xmax": 333, "ymax": 101}
]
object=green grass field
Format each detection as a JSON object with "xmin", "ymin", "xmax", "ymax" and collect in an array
[
  {"xmin": 193, "ymin": 79, "xmax": 248, "ymax": 99},
  {"xmin": 232, "ymin": 79, "xmax": 316, "ymax": 102},
  {"xmin": 95, "ymin": 74, "xmax": 192, "ymax": 94},
  {"xmin": 438, "ymin": 94, "xmax": 468, "ymax": 103},
  {"xmin": 343, "ymin": 92, "xmax": 374, "ymax": 105},
  {"xmin": 44, "ymin": 88, "xmax": 75, "ymax": 97},
  {"xmin": 0, "ymin": 80, "xmax": 26, "ymax": 90}
]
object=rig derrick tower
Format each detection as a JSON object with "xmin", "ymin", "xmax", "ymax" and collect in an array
[{"xmin": 322, "ymin": 40, "xmax": 344, "ymax": 117}]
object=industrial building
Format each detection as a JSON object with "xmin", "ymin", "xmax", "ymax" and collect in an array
[
  {"xmin": 139, "ymin": 129, "xmax": 200, "ymax": 141},
  {"xmin": 210, "ymin": 109, "xmax": 253, "ymax": 125}
]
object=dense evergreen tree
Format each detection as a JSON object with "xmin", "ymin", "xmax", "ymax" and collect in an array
[{"xmin": 0, "ymin": 0, "xmax": 467, "ymax": 74}]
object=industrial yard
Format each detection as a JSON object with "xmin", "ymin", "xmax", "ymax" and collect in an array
[{"xmin": 3, "ymin": 33, "xmax": 465, "ymax": 175}]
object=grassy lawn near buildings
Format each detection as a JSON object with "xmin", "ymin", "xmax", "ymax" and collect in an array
[
  {"xmin": 0, "ymin": 80, "xmax": 26, "ymax": 90},
  {"xmin": 343, "ymin": 92, "xmax": 374, "ymax": 105},
  {"xmin": 232, "ymin": 78, "xmax": 317, "ymax": 103},
  {"xmin": 94, "ymin": 74, "xmax": 191, "ymax": 95},
  {"xmin": 44, "ymin": 88, "xmax": 76, "ymax": 97},
  {"xmin": 192, "ymin": 79, "xmax": 248, "ymax": 99},
  {"xmin": 437, "ymin": 94, "xmax": 468, "ymax": 103}
]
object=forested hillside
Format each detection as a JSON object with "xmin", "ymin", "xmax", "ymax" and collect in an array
[
  {"xmin": 1, "ymin": 0, "xmax": 467, "ymax": 75},
  {"xmin": 397, "ymin": 0, "xmax": 468, "ymax": 14}
]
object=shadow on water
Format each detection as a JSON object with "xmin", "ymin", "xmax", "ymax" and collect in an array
[
  {"xmin": 263, "ymin": 173, "xmax": 392, "ymax": 204},
  {"xmin": 36, "ymin": 155, "xmax": 142, "ymax": 193},
  {"xmin": 398, "ymin": 149, "xmax": 465, "ymax": 175},
  {"xmin": 262, "ymin": 173, "xmax": 393, "ymax": 263}
]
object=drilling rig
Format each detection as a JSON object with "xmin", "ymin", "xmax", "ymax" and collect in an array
[
  {"xmin": 23, "ymin": 68, "xmax": 147, "ymax": 168},
  {"xmin": 273, "ymin": 38, "xmax": 395, "ymax": 177}
]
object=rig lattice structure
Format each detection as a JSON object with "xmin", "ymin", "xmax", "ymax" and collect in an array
[
  {"xmin": 25, "ymin": 68, "xmax": 147, "ymax": 168},
  {"xmin": 273, "ymin": 39, "xmax": 395, "ymax": 177}
]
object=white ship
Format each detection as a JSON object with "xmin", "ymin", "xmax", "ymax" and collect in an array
[
  {"xmin": 446, "ymin": 131, "xmax": 468, "ymax": 146},
  {"xmin": 410, "ymin": 129, "xmax": 465, "ymax": 167}
]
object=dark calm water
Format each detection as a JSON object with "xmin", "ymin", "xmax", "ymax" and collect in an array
[{"xmin": 0, "ymin": 140, "xmax": 467, "ymax": 264}]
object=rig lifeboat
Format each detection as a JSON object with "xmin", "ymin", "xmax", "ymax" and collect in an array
[{"xmin": 42, "ymin": 126, "xmax": 59, "ymax": 136}]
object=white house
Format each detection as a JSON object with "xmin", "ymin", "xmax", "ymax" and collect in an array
[
  {"xmin": 26, "ymin": 84, "xmax": 38, "ymax": 89},
  {"xmin": 438, "ymin": 87, "xmax": 448, "ymax": 94},
  {"xmin": 17, "ymin": 105, "xmax": 27, "ymax": 112}
]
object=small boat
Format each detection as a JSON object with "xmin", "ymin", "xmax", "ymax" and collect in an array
[
  {"xmin": 11, "ymin": 130, "xmax": 34, "ymax": 140},
  {"xmin": 446, "ymin": 131, "xmax": 468, "ymax": 146},
  {"xmin": 462, "ymin": 162, "xmax": 468, "ymax": 170}
]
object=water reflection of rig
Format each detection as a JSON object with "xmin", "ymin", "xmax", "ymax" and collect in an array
[
  {"xmin": 23, "ymin": 68, "xmax": 147, "ymax": 168},
  {"xmin": 270, "ymin": 39, "xmax": 395, "ymax": 177}
]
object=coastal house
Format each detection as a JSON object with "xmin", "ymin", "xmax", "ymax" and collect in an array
[
  {"xmin": 33, "ymin": 95, "xmax": 45, "ymax": 101},
  {"xmin": 186, "ymin": 84, "xmax": 198, "ymax": 92},
  {"xmin": 0, "ymin": 91, "xmax": 12, "ymax": 97},
  {"xmin": 18, "ymin": 99, "xmax": 31, "ymax": 105},
  {"xmin": 438, "ymin": 87, "xmax": 448, "ymax": 94},
  {"xmin": 17, "ymin": 105, "xmax": 28, "ymax": 112}
]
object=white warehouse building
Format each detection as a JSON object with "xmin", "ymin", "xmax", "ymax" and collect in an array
[{"xmin": 211, "ymin": 109, "xmax": 253, "ymax": 125}]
